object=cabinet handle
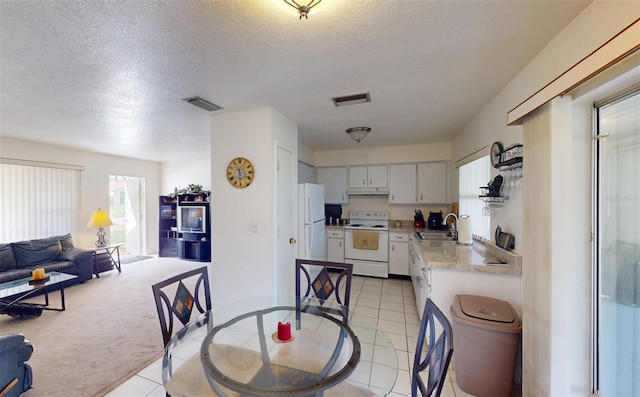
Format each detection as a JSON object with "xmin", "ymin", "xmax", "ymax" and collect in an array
[
  {"xmin": 369, "ymin": 179, "xmax": 372, "ymax": 185},
  {"xmin": 339, "ymin": 241, "xmax": 342, "ymax": 248},
  {"xmin": 362, "ymin": 179, "xmax": 366, "ymax": 186},
  {"xmin": 420, "ymin": 194, "xmax": 423, "ymax": 200},
  {"xmin": 391, "ymin": 194, "xmax": 394, "ymax": 201},
  {"xmin": 392, "ymin": 245, "xmax": 394, "ymax": 252}
]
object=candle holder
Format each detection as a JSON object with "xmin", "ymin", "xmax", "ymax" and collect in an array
[
  {"xmin": 29, "ymin": 268, "xmax": 49, "ymax": 284},
  {"xmin": 272, "ymin": 321, "xmax": 293, "ymax": 343}
]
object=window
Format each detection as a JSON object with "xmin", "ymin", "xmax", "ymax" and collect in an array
[
  {"xmin": 458, "ymin": 155, "xmax": 491, "ymax": 241},
  {"xmin": 594, "ymin": 89, "xmax": 639, "ymax": 396},
  {"xmin": 0, "ymin": 162, "xmax": 81, "ymax": 243}
]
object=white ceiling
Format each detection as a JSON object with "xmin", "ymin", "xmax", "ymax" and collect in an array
[{"xmin": 0, "ymin": 0, "xmax": 591, "ymax": 162}]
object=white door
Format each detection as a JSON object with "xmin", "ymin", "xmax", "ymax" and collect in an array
[
  {"xmin": 367, "ymin": 165, "xmax": 388, "ymax": 188},
  {"xmin": 389, "ymin": 164, "xmax": 417, "ymax": 204},
  {"xmin": 109, "ymin": 175, "xmax": 145, "ymax": 255},
  {"xmin": 302, "ymin": 183, "xmax": 324, "ymax": 224},
  {"xmin": 307, "ymin": 221, "xmax": 326, "ymax": 261},
  {"xmin": 276, "ymin": 144, "xmax": 297, "ymax": 298},
  {"xmin": 317, "ymin": 167, "xmax": 348, "ymax": 204},
  {"xmin": 417, "ymin": 162, "xmax": 448, "ymax": 203}
]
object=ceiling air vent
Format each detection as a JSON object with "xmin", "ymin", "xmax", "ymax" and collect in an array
[
  {"xmin": 331, "ymin": 92, "xmax": 371, "ymax": 107},
  {"xmin": 182, "ymin": 96, "xmax": 223, "ymax": 112}
]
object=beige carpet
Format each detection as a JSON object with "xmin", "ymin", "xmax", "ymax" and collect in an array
[{"xmin": 0, "ymin": 256, "xmax": 206, "ymax": 397}]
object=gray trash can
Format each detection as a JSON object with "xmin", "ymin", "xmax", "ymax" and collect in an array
[{"xmin": 450, "ymin": 294, "xmax": 521, "ymax": 397}]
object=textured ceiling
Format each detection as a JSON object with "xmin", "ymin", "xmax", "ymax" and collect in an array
[{"xmin": 0, "ymin": 0, "xmax": 591, "ymax": 162}]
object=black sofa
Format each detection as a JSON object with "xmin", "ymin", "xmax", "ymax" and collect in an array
[
  {"xmin": 0, "ymin": 233, "xmax": 93, "ymax": 284},
  {"xmin": 0, "ymin": 333, "xmax": 33, "ymax": 397}
]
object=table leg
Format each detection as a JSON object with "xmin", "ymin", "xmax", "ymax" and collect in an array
[
  {"xmin": 93, "ymin": 252, "xmax": 100, "ymax": 278},
  {"xmin": 60, "ymin": 285, "xmax": 66, "ymax": 311},
  {"xmin": 106, "ymin": 247, "xmax": 122, "ymax": 273}
]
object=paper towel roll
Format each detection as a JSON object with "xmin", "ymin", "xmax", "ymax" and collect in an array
[{"xmin": 457, "ymin": 215, "xmax": 473, "ymax": 245}]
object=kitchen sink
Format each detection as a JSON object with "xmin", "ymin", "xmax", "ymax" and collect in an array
[{"xmin": 416, "ymin": 231, "xmax": 456, "ymax": 241}]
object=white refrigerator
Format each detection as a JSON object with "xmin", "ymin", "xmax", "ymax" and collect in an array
[{"xmin": 298, "ymin": 183, "xmax": 326, "ymax": 260}]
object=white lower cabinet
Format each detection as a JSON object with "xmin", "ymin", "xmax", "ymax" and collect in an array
[
  {"xmin": 326, "ymin": 229, "xmax": 344, "ymax": 263},
  {"xmin": 428, "ymin": 267, "xmax": 522, "ymax": 323},
  {"xmin": 389, "ymin": 232, "xmax": 409, "ymax": 275}
]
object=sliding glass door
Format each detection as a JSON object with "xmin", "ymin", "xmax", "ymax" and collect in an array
[{"xmin": 595, "ymin": 89, "xmax": 639, "ymax": 396}]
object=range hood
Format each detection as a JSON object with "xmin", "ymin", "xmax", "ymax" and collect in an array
[{"xmin": 347, "ymin": 187, "xmax": 389, "ymax": 195}]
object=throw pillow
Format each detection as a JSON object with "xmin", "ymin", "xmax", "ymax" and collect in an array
[
  {"xmin": 12, "ymin": 240, "xmax": 63, "ymax": 268},
  {"xmin": 0, "ymin": 244, "xmax": 17, "ymax": 271},
  {"xmin": 43, "ymin": 233, "xmax": 74, "ymax": 250}
]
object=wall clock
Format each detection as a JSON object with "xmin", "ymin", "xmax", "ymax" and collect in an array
[
  {"xmin": 226, "ymin": 157, "xmax": 254, "ymax": 189},
  {"xmin": 490, "ymin": 141, "xmax": 504, "ymax": 169}
]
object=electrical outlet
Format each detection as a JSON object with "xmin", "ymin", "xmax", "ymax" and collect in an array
[{"xmin": 249, "ymin": 221, "xmax": 259, "ymax": 233}]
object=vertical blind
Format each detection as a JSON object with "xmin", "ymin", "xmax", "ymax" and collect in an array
[
  {"xmin": 458, "ymin": 156, "xmax": 491, "ymax": 241},
  {"xmin": 0, "ymin": 163, "xmax": 81, "ymax": 243}
]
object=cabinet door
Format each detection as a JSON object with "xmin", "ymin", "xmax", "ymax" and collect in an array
[
  {"xmin": 389, "ymin": 241, "xmax": 409, "ymax": 275},
  {"xmin": 348, "ymin": 166, "xmax": 368, "ymax": 188},
  {"xmin": 317, "ymin": 167, "xmax": 348, "ymax": 204},
  {"xmin": 367, "ymin": 165, "xmax": 388, "ymax": 188},
  {"xmin": 417, "ymin": 162, "xmax": 448, "ymax": 203},
  {"xmin": 389, "ymin": 164, "xmax": 417, "ymax": 204},
  {"xmin": 327, "ymin": 238, "xmax": 345, "ymax": 263}
]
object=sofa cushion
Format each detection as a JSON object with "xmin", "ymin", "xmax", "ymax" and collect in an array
[
  {"xmin": 11, "ymin": 240, "xmax": 63, "ymax": 268},
  {"xmin": 42, "ymin": 233, "xmax": 74, "ymax": 250},
  {"xmin": 0, "ymin": 243, "xmax": 17, "ymax": 271}
]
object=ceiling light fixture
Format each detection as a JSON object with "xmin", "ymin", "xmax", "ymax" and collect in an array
[
  {"xmin": 284, "ymin": 0, "xmax": 321, "ymax": 19},
  {"xmin": 346, "ymin": 127, "xmax": 371, "ymax": 143},
  {"xmin": 332, "ymin": 92, "xmax": 371, "ymax": 107}
]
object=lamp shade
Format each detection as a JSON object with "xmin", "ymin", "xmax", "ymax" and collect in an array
[{"xmin": 87, "ymin": 209, "xmax": 113, "ymax": 227}]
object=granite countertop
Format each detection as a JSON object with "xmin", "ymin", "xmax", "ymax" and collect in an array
[{"xmin": 412, "ymin": 238, "xmax": 522, "ymax": 277}]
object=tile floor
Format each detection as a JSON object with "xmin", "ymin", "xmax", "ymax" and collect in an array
[{"xmin": 106, "ymin": 276, "xmax": 473, "ymax": 397}]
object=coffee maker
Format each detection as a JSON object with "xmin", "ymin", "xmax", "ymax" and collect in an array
[{"xmin": 427, "ymin": 211, "xmax": 444, "ymax": 230}]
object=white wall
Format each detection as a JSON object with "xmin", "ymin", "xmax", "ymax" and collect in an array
[
  {"xmin": 161, "ymin": 156, "xmax": 211, "ymax": 196},
  {"xmin": 315, "ymin": 141, "xmax": 450, "ymax": 166},
  {"xmin": 0, "ymin": 137, "xmax": 162, "ymax": 252},
  {"xmin": 450, "ymin": 2, "xmax": 639, "ymax": 396},
  {"xmin": 210, "ymin": 107, "xmax": 297, "ymax": 308}
]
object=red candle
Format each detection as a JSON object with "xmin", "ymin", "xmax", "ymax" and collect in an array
[{"xmin": 277, "ymin": 321, "xmax": 291, "ymax": 341}]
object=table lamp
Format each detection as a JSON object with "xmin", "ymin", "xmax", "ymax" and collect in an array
[{"xmin": 87, "ymin": 208, "xmax": 113, "ymax": 247}]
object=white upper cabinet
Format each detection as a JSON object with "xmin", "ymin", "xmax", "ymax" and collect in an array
[
  {"xmin": 348, "ymin": 165, "xmax": 388, "ymax": 191},
  {"xmin": 417, "ymin": 162, "xmax": 448, "ymax": 203},
  {"xmin": 389, "ymin": 164, "xmax": 417, "ymax": 204},
  {"xmin": 317, "ymin": 167, "xmax": 349, "ymax": 204}
]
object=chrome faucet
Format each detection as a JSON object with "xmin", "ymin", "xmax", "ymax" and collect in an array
[{"xmin": 442, "ymin": 213, "xmax": 458, "ymax": 240}]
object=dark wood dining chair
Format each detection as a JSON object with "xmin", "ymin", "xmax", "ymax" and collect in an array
[
  {"xmin": 151, "ymin": 266, "xmax": 211, "ymax": 347},
  {"xmin": 411, "ymin": 298, "xmax": 454, "ymax": 397}
]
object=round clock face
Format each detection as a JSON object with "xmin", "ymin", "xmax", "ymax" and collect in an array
[
  {"xmin": 227, "ymin": 157, "xmax": 254, "ymax": 189},
  {"xmin": 490, "ymin": 141, "xmax": 504, "ymax": 168}
]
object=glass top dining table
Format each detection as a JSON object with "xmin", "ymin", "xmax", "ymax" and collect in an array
[{"xmin": 162, "ymin": 297, "xmax": 399, "ymax": 396}]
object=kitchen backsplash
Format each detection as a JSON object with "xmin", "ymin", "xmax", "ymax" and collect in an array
[{"xmin": 339, "ymin": 195, "xmax": 450, "ymax": 222}]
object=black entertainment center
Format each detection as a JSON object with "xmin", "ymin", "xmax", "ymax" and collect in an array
[{"xmin": 158, "ymin": 194, "xmax": 211, "ymax": 262}]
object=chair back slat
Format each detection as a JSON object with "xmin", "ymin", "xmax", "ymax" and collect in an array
[
  {"xmin": 412, "ymin": 298, "xmax": 454, "ymax": 397},
  {"xmin": 295, "ymin": 259, "xmax": 353, "ymax": 307},
  {"xmin": 151, "ymin": 266, "xmax": 211, "ymax": 347}
]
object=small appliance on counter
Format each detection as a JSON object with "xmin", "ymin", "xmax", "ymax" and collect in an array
[
  {"xmin": 325, "ymin": 204, "xmax": 342, "ymax": 225},
  {"xmin": 414, "ymin": 210, "xmax": 425, "ymax": 228},
  {"xmin": 427, "ymin": 211, "xmax": 444, "ymax": 230},
  {"xmin": 495, "ymin": 225, "xmax": 515, "ymax": 250}
]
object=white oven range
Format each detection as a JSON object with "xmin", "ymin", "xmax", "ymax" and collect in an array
[{"xmin": 344, "ymin": 211, "xmax": 389, "ymax": 278}]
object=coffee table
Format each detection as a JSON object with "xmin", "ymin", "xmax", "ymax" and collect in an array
[{"xmin": 0, "ymin": 271, "xmax": 78, "ymax": 317}]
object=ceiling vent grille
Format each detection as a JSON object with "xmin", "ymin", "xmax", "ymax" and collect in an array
[
  {"xmin": 331, "ymin": 92, "xmax": 371, "ymax": 107},
  {"xmin": 182, "ymin": 96, "xmax": 223, "ymax": 112}
]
